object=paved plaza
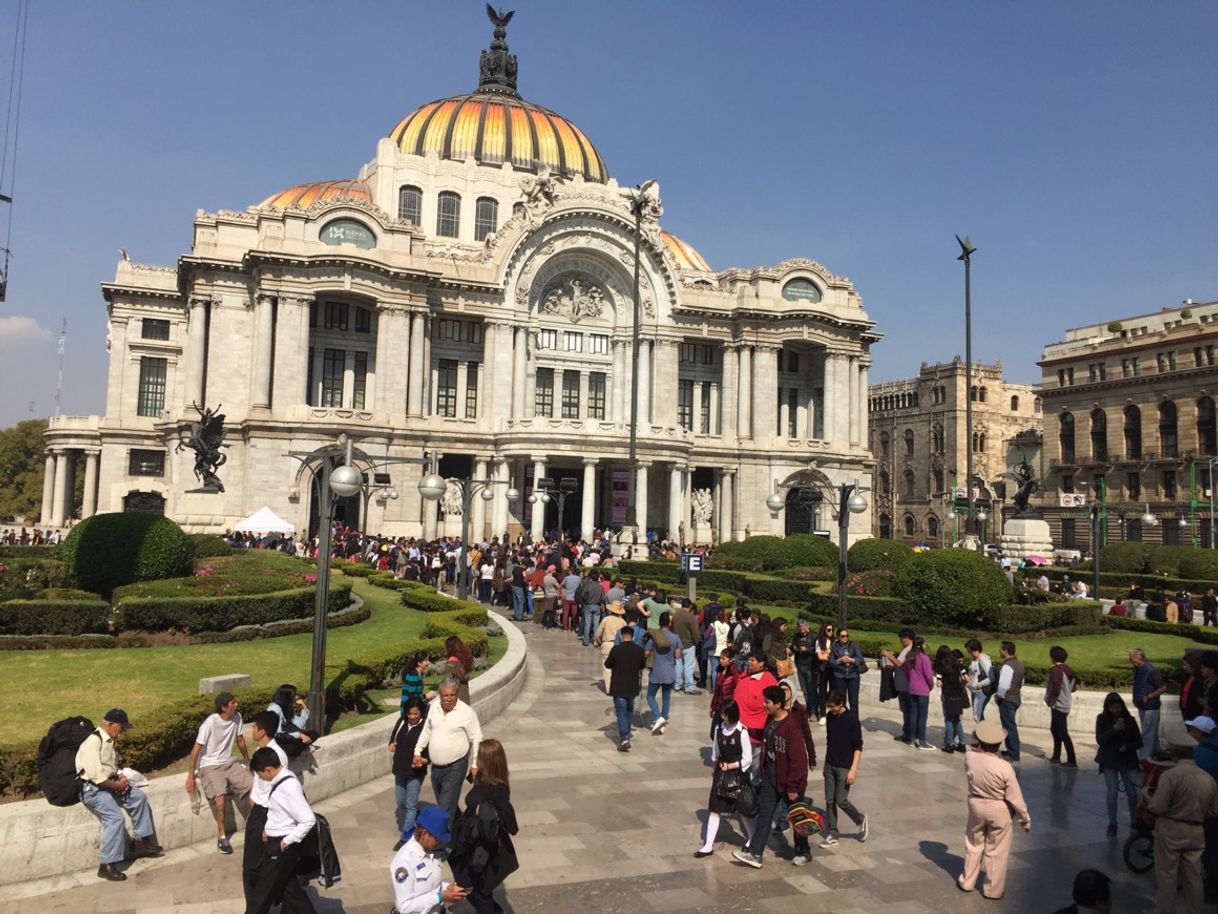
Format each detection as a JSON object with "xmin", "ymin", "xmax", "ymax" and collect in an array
[{"xmin": 0, "ymin": 624, "xmax": 1181, "ymax": 913}]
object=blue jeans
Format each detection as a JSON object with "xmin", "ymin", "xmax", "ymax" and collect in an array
[
  {"xmin": 972, "ymin": 691, "xmax": 990, "ymax": 722},
  {"xmin": 909, "ymin": 693, "xmax": 929, "ymax": 745},
  {"xmin": 833, "ymin": 675, "xmax": 859, "ymax": 712},
  {"xmin": 942, "ymin": 697, "xmax": 965, "ymax": 747},
  {"xmin": 510, "ymin": 585, "xmax": 526, "ymax": 621},
  {"xmin": 526, "ymin": 590, "xmax": 535, "ymax": 617},
  {"xmin": 394, "ymin": 775, "xmax": 423, "ymax": 834},
  {"xmin": 675, "ymin": 648, "xmax": 697, "ymax": 691},
  {"xmin": 1103, "ymin": 766, "xmax": 1140, "ymax": 828},
  {"xmin": 997, "ymin": 698, "xmax": 1021, "ymax": 758},
  {"xmin": 613, "ymin": 696, "xmax": 635, "ymax": 742},
  {"xmin": 477, "ymin": 579, "xmax": 491, "ymax": 603},
  {"xmin": 647, "ymin": 681, "xmax": 673, "ymax": 721},
  {"xmin": 580, "ymin": 605, "xmax": 600, "ymax": 645},
  {"xmin": 80, "ymin": 782, "xmax": 156, "ymax": 865},
  {"xmin": 430, "ymin": 758, "xmax": 469, "ymax": 819},
  {"xmin": 897, "ymin": 691, "xmax": 912, "ymax": 741}
]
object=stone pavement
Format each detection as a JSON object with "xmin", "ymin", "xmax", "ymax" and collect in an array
[{"xmin": 0, "ymin": 623, "xmax": 1183, "ymax": 913}]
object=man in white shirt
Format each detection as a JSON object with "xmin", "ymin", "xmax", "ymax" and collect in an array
[
  {"xmin": 390, "ymin": 805, "xmax": 466, "ymax": 913},
  {"xmin": 243, "ymin": 711, "xmax": 291, "ymax": 909},
  {"xmin": 412, "ymin": 679, "xmax": 483, "ymax": 818},
  {"xmin": 249, "ymin": 746, "xmax": 317, "ymax": 914},
  {"xmin": 186, "ymin": 691, "xmax": 252, "ymax": 854},
  {"xmin": 75, "ymin": 707, "xmax": 163, "ymax": 881}
]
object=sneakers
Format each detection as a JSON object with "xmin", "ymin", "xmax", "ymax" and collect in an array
[
  {"xmin": 819, "ymin": 834, "xmax": 839, "ymax": 848},
  {"xmin": 916, "ymin": 742, "xmax": 937, "ymax": 751},
  {"xmin": 816, "ymin": 716, "xmax": 825, "ymax": 726},
  {"xmin": 791, "ymin": 854, "xmax": 810, "ymax": 866},
  {"xmin": 217, "ymin": 836, "xmax": 233, "ymax": 854},
  {"xmin": 858, "ymin": 815, "xmax": 869, "ymax": 842},
  {"xmin": 618, "ymin": 740, "xmax": 631, "ymax": 752},
  {"xmin": 731, "ymin": 849, "xmax": 763, "ymax": 869},
  {"xmin": 651, "ymin": 717, "xmax": 667, "ymax": 734},
  {"xmin": 955, "ymin": 744, "xmax": 968, "ymax": 753}
]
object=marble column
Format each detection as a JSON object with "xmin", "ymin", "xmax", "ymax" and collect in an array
[
  {"xmin": 753, "ymin": 344, "xmax": 780, "ymax": 442},
  {"xmin": 721, "ymin": 344, "xmax": 737, "ymax": 440},
  {"xmin": 511, "ymin": 326, "xmax": 527, "ymax": 419},
  {"xmin": 736, "ymin": 345, "xmax": 753, "ymax": 438},
  {"xmin": 653, "ymin": 340, "xmax": 678, "ymax": 428},
  {"xmin": 53, "ymin": 452, "xmax": 75, "ymax": 527},
  {"xmin": 472, "ymin": 458, "xmax": 489, "ymax": 540},
  {"xmin": 611, "ymin": 340, "xmax": 626, "ymax": 423},
  {"xmin": 848, "ymin": 355, "xmax": 861, "ymax": 446},
  {"xmin": 821, "ymin": 352, "xmax": 838, "ymax": 446},
  {"xmin": 82, "ymin": 451, "xmax": 99, "ymax": 519},
  {"xmin": 581, "ymin": 458, "xmax": 598, "ymax": 539},
  {"xmin": 694, "ymin": 382, "xmax": 706, "ymax": 433},
  {"xmin": 272, "ymin": 295, "xmax": 309, "ymax": 409},
  {"xmin": 40, "ymin": 453, "xmax": 56, "ymax": 524},
  {"xmin": 721, "ymin": 469, "xmax": 735, "ymax": 542},
  {"xmin": 492, "ymin": 459, "xmax": 510, "ymax": 538},
  {"xmin": 857, "ymin": 359, "xmax": 871, "ymax": 447},
  {"xmin": 184, "ymin": 297, "xmax": 209, "ymax": 408},
  {"xmin": 709, "ymin": 383, "xmax": 720, "ymax": 436},
  {"xmin": 834, "ymin": 354, "xmax": 852, "ymax": 444},
  {"xmin": 421, "ymin": 318, "xmax": 432, "ymax": 415},
  {"xmin": 375, "ymin": 304, "xmax": 409, "ymax": 418},
  {"xmin": 636, "ymin": 461, "xmax": 651, "ymax": 535},
  {"xmin": 637, "ymin": 340, "xmax": 652, "ymax": 426},
  {"xmin": 252, "ymin": 292, "xmax": 275, "ymax": 409},
  {"xmin": 668, "ymin": 463, "xmax": 684, "ymax": 541},
  {"xmin": 407, "ymin": 311, "xmax": 426, "ymax": 417},
  {"xmin": 530, "ymin": 455, "xmax": 548, "ymax": 540},
  {"xmin": 104, "ymin": 317, "xmax": 129, "ymax": 418},
  {"xmin": 779, "ymin": 394, "xmax": 790, "ymax": 440}
]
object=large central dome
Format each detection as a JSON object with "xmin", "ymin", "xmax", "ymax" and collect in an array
[{"xmin": 386, "ymin": 7, "xmax": 607, "ymax": 183}]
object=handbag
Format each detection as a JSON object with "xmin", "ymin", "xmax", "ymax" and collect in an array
[
  {"xmin": 715, "ymin": 768, "xmax": 745, "ymax": 801},
  {"xmin": 776, "ymin": 657, "xmax": 796, "ymax": 679},
  {"xmin": 734, "ymin": 776, "xmax": 758, "ymax": 818}
]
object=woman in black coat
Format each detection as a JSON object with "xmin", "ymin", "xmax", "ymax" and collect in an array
[
  {"xmin": 1095, "ymin": 691, "xmax": 1142, "ymax": 838},
  {"xmin": 450, "ymin": 738, "xmax": 519, "ymax": 914}
]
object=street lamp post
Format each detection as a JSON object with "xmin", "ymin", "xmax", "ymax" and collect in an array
[
  {"xmin": 624, "ymin": 180, "xmax": 657, "ymax": 546},
  {"xmin": 1209, "ymin": 457, "xmax": 1218, "ymax": 549},
  {"xmin": 976, "ymin": 507, "xmax": 988, "ymax": 550},
  {"xmin": 1088, "ymin": 501, "xmax": 1102, "ymax": 601},
  {"xmin": 419, "ymin": 466, "xmax": 520, "ymax": 601},
  {"xmin": 956, "ymin": 235, "xmax": 979, "ymax": 551}
]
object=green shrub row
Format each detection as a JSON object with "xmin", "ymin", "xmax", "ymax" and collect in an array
[
  {"xmin": 1040, "ymin": 566, "xmax": 1216, "ymax": 596},
  {"xmin": 187, "ymin": 533, "xmax": 233, "ymax": 558},
  {"xmin": 847, "ymin": 538, "xmax": 913, "ymax": 572},
  {"xmin": 0, "ymin": 633, "xmax": 117, "ymax": 651},
  {"xmin": 1099, "ymin": 542, "xmax": 1218, "ymax": 579},
  {"xmin": 0, "ymin": 598, "xmax": 112, "ymax": 635},
  {"xmin": 1104, "ymin": 615, "xmax": 1218, "ymax": 647},
  {"xmin": 711, "ymin": 534, "xmax": 839, "ymax": 571},
  {"xmin": 0, "ymin": 545, "xmax": 62, "ymax": 559},
  {"xmin": 616, "ymin": 560, "xmax": 812, "ymax": 605},
  {"xmin": 116, "ymin": 583, "xmax": 352, "ymax": 633},
  {"xmin": 0, "ymin": 558, "xmax": 69, "ymax": 599}
]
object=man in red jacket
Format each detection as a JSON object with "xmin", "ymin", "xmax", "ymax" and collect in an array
[
  {"xmin": 734, "ymin": 651, "xmax": 779, "ymax": 750},
  {"xmin": 733, "ymin": 685, "xmax": 811, "ymax": 869}
]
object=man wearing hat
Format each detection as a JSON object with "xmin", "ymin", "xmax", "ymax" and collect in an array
[
  {"xmin": 592, "ymin": 596, "xmax": 627, "ymax": 692},
  {"xmin": 391, "ymin": 805, "xmax": 467, "ymax": 913},
  {"xmin": 75, "ymin": 708, "xmax": 163, "ymax": 881},
  {"xmin": 186, "ymin": 691, "xmax": 253, "ymax": 854},
  {"xmin": 957, "ymin": 717, "xmax": 1031, "ymax": 899}
]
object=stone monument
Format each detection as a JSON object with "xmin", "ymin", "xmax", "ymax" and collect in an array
[
  {"xmin": 998, "ymin": 457, "xmax": 1055, "ymax": 559},
  {"xmin": 691, "ymin": 487, "xmax": 713, "ymax": 544}
]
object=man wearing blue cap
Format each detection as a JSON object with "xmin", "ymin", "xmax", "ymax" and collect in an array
[
  {"xmin": 75, "ymin": 708, "xmax": 163, "ymax": 881},
  {"xmin": 390, "ymin": 805, "xmax": 467, "ymax": 913}
]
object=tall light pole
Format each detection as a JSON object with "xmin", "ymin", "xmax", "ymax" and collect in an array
[
  {"xmin": 418, "ymin": 467, "xmax": 519, "ymax": 600},
  {"xmin": 625, "ymin": 180, "xmax": 657, "ymax": 546},
  {"xmin": 1209, "ymin": 456, "xmax": 1217, "ymax": 549},
  {"xmin": 956, "ymin": 234, "xmax": 978, "ymax": 551},
  {"xmin": 1088, "ymin": 501, "xmax": 1101, "ymax": 601}
]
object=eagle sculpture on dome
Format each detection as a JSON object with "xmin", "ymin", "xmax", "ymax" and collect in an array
[
  {"xmin": 487, "ymin": 5, "xmax": 514, "ymax": 33},
  {"xmin": 479, "ymin": 5, "xmax": 519, "ymax": 94}
]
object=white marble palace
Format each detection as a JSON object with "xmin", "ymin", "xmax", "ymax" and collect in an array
[{"xmin": 43, "ymin": 12, "xmax": 878, "ymax": 544}]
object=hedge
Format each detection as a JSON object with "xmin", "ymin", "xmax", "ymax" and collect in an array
[
  {"xmin": 1104, "ymin": 615, "xmax": 1218, "ymax": 646},
  {"xmin": 1039, "ymin": 566, "xmax": 1217, "ymax": 597},
  {"xmin": 62, "ymin": 513, "xmax": 192, "ymax": 597},
  {"xmin": 187, "ymin": 533, "xmax": 233, "ymax": 558},
  {"xmin": 0, "ymin": 598, "xmax": 112, "ymax": 635},
  {"xmin": 0, "ymin": 558, "xmax": 69, "ymax": 600},
  {"xmin": 711, "ymin": 534, "xmax": 838, "ymax": 571},
  {"xmin": 894, "ymin": 550, "xmax": 1012, "ymax": 626},
  {"xmin": 116, "ymin": 583, "xmax": 352, "ymax": 633},
  {"xmin": 847, "ymin": 538, "xmax": 914, "ymax": 572},
  {"xmin": 0, "ymin": 545, "xmax": 62, "ymax": 559}
]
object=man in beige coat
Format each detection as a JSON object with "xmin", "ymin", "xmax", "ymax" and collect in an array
[
  {"xmin": 957, "ymin": 718, "xmax": 1031, "ymax": 900},
  {"xmin": 593, "ymin": 600, "xmax": 626, "ymax": 691},
  {"xmin": 1148, "ymin": 733, "xmax": 1218, "ymax": 914}
]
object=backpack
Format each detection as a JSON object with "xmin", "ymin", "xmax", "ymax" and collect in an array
[{"xmin": 37, "ymin": 716, "xmax": 97, "ymax": 806}]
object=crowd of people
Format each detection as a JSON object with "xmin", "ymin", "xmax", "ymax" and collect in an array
[{"xmin": 0, "ymin": 525, "xmax": 61, "ymax": 545}]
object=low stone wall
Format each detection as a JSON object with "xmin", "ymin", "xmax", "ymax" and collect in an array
[{"xmin": 0, "ymin": 609, "xmax": 526, "ymax": 886}]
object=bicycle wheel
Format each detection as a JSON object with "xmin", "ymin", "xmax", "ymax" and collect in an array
[{"xmin": 1123, "ymin": 831, "xmax": 1154, "ymax": 874}]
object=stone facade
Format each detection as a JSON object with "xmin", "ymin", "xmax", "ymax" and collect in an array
[
  {"xmin": 43, "ymin": 17, "xmax": 877, "ymax": 545},
  {"xmin": 867, "ymin": 359, "xmax": 1040, "ymax": 545},
  {"xmin": 1036, "ymin": 299, "xmax": 1218, "ymax": 550}
]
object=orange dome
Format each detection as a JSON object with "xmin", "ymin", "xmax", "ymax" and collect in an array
[
  {"xmin": 661, "ymin": 231, "xmax": 712, "ymax": 272},
  {"xmin": 388, "ymin": 93, "xmax": 607, "ymax": 184},
  {"xmin": 258, "ymin": 179, "xmax": 371, "ymax": 211}
]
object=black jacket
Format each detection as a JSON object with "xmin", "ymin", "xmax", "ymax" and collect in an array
[
  {"xmin": 1095, "ymin": 692, "xmax": 1141, "ymax": 772},
  {"xmin": 390, "ymin": 715, "xmax": 428, "ymax": 779},
  {"xmin": 450, "ymin": 783, "xmax": 519, "ymax": 893},
  {"xmin": 605, "ymin": 642, "xmax": 647, "ymax": 699}
]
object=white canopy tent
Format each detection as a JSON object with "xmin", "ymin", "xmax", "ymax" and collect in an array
[{"xmin": 232, "ymin": 506, "xmax": 295, "ymax": 534}]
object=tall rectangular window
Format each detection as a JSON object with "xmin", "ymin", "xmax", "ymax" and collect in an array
[
  {"xmin": 702, "ymin": 345, "xmax": 715, "ymax": 365},
  {"xmin": 306, "ymin": 346, "xmax": 315, "ymax": 400},
  {"xmin": 137, "ymin": 357, "xmax": 167, "ymax": 417},
  {"xmin": 1127, "ymin": 471, "xmax": 1141, "ymax": 500},
  {"xmin": 465, "ymin": 362, "xmax": 478, "ymax": 419},
  {"xmin": 352, "ymin": 352, "xmax": 368, "ymax": 409},
  {"xmin": 1164, "ymin": 521, "xmax": 1183, "ymax": 546},
  {"xmin": 589, "ymin": 334, "xmax": 609, "ymax": 355},
  {"xmin": 561, "ymin": 371, "xmax": 580, "ymax": 419},
  {"xmin": 588, "ymin": 372, "xmax": 606, "ymax": 419},
  {"xmin": 397, "ymin": 185, "xmax": 422, "ymax": 225},
  {"xmin": 787, "ymin": 350, "xmax": 800, "ymax": 372},
  {"xmin": 324, "ymin": 302, "xmax": 348, "ymax": 331},
  {"xmin": 1060, "ymin": 518, "xmax": 1077, "ymax": 549},
  {"xmin": 322, "ymin": 349, "xmax": 345, "ymax": 407},
  {"xmin": 437, "ymin": 191, "xmax": 461, "ymax": 238},
  {"xmin": 474, "ymin": 197, "xmax": 498, "ymax": 241},
  {"xmin": 128, "ymin": 449, "xmax": 165, "ymax": 477},
  {"xmin": 355, "ymin": 307, "xmax": 371, "ymax": 334},
  {"xmin": 142, "ymin": 318, "xmax": 170, "ymax": 340},
  {"xmin": 436, "ymin": 359, "xmax": 458, "ymax": 418},
  {"xmin": 702, "ymin": 384, "xmax": 713, "ymax": 434},
  {"xmin": 1127, "ymin": 519, "xmax": 1143, "ymax": 542},
  {"xmin": 677, "ymin": 379, "xmax": 694, "ymax": 430},
  {"xmin": 1164, "ymin": 470, "xmax": 1178, "ymax": 499},
  {"xmin": 537, "ymin": 329, "xmax": 556, "ymax": 350},
  {"xmin": 679, "ymin": 343, "xmax": 696, "ymax": 363},
  {"xmin": 563, "ymin": 331, "xmax": 583, "ymax": 352},
  {"xmin": 787, "ymin": 387, "xmax": 798, "ymax": 437},
  {"xmin": 535, "ymin": 368, "xmax": 554, "ymax": 417}
]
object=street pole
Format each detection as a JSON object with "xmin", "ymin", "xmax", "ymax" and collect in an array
[
  {"xmin": 307, "ymin": 458, "xmax": 333, "ymax": 733},
  {"xmin": 625, "ymin": 190, "xmax": 644, "ymax": 543},
  {"xmin": 956, "ymin": 236, "xmax": 978, "ymax": 550},
  {"xmin": 837, "ymin": 484, "xmax": 853, "ymax": 630},
  {"xmin": 1091, "ymin": 503, "xmax": 1101, "ymax": 600},
  {"xmin": 458, "ymin": 483, "xmax": 472, "ymax": 601},
  {"xmin": 1210, "ymin": 457, "xmax": 1217, "ymax": 550}
]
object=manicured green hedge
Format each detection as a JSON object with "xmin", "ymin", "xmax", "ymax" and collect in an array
[
  {"xmin": 336, "ymin": 563, "xmax": 375, "ymax": 577},
  {"xmin": 116, "ymin": 583, "xmax": 352, "ymax": 633},
  {"xmin": 711, "ymin": 534, "xmax": 837, "ymax": 571},
  {"xmin": 62, "ymin": 513, "xmax": 192, "ymax": 597},
  {"xmin": 0, "ymin": 598, "xmax": 112, "ymax": 635},
  {"xmin": 187, "ymin": 533, "xmax": 233, "ymax": 558},
  {"xmin": 894, "ymin": 549, "xmax": 1012, "ymax": 625},
  {"xmin": 847, "ymin": 538, "xmax": 914, "ymax": 572},
  {"xmin": 1105, "ymin": 615, "xmax": 1218, "ymax": 646},
  {"xmin": 0, "ymin": 545, "xmax": 62, "ymax": 559},
  {"xmin": 1040, "ymin": 566, "xmax": 1215, "ymax": 596}
]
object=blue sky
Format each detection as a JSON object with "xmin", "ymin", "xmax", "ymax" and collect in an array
[{"xmin": 0, "ymin": 1, "xmax": 1214, "ymax": 427}]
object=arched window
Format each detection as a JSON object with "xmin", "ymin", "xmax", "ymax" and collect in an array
[
  {"xmin": 879, "ymin": 470, "xmax": 891, "ymax": 495},
  {"xmin": 1124, "ymin": 405, "xmax": 1142, "ymax": 459},
  {"xmin": 1159, "ymin": 400, "xmax": 1179, "ymax": 458},
  {"xmin": 880, "ymin": 431, "xmax": 890, "ymax": 457},
  {"xmin": 1060, "ymin": 412, "xmax": 1076, "ymax": 462},
  {"xmin": 474, "ymin": 196, "xmax": 498, "ymax": 241},
  {"xmin": 436, "ymin": 191, "xmax": 461, "ymax": 238},
  {"xmin": 879, "ymin": 514, "xmax": 892, "ymax": 539},
  {"xmin": 979, "ymin": 386, "xmax": 988, "ymax": 403},
  {"xmin": 904, "ymin": 429, "xmax": 915, "ymax": 456},
  {"xmin": 928, "ymin": 516, "xmax": 940, "ymax": 538},
  {"xmin": 1199, "ymin": 396, "xmax": 1217, "ymax": 456},
  {"xmin": 1034, "ymin": 397, "xmax": 1042, "ymax": 413},
  {"xmin": 397, "ymin": 185, "xmax": 422, "ymax": 225},
  {"xmin": 912, "ymin": 391, "xmax": 919, "ymax": 407},
  {"xmin": 970, "ymin": 386, "xmax": 979, "ymax": 402},
  {"xmin": 1011, "ymin": 395, "xmax": 1020, "ymax": 411},
  {"xmin": 904, "ymin": 469, "xmax": 916, "ymax": 498},
  {"xmin": 903, "ymin": 514, "xmax": 916, "ymax": 537},
  {"xmin": 933, "ymin": 468, "xmax": 944, "ymax": 493},
  {"xmin": 932, "ymin": 424, "xmax": 944, "ymax": 454},
  {"xmin": 1090, "ymin": 408, "xmax": 1108, "ymax": 460}
]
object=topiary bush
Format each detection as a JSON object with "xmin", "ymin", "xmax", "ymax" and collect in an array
[
  {"xmin": 784, "ymin": 533, "xmax": 840, "ymax": 568},
  {"xmin": 62, "ymin": 513, "xmax": 192, "ymax": 597},
  {"xmin": 1179, "ymin": 550, "xmax": 1218, "ymax": 582},
  {"xmin": 1147, "ymin": 545, "xmax": 1194, "ymax": 577},
  {"xmin": 714, "ymin": 534, "xmax": 835, "ymax": 571},
  {"xmin": 1099, "ymin": 542, "xmax": 1151, "ymax": 574},
  {"xmin": 847, "ymin": 538, "xmax": 913, "ymax": 572},
  {"xmin": 894, "ymin": 549, "xmax": 1012, "ymax": 627},
  {"xmin": 187, "ymin": 533, "xmax": 233, "ymax": 558}
]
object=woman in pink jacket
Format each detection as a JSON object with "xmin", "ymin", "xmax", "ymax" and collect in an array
[{"xmin": 906, "ymin": 636, "xmax": 937, "ymax": 750}]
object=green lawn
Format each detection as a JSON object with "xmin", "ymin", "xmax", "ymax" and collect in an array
[{"xmin": 0, "ymin": 576, "xmax": 429, "ymax": 746}]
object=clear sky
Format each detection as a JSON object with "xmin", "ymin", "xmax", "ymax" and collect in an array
[{"xmin": 0, "ymin": 1, "xmax": 1214, "ymax": 428}]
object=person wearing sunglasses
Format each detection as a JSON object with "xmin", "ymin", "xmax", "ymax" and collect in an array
[{"xmin": 829, "ymin": 629, "xmax": 866, "ymax": 712}]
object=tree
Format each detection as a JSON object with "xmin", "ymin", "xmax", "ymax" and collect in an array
[{"xmin": 0, "ymin": 419, "xmax": 49, "ymax": 521}]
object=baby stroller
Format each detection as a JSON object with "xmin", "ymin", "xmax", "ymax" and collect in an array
[{"xmin": 1123, "ymin": 755, "xmax": 1175, "ymax": 874}]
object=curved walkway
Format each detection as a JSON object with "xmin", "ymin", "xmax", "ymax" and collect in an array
[{"xmin": 1, "ymin": 624, "xmax": 1168, "ymax": 913}]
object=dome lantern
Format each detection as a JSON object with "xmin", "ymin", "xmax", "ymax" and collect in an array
[{"xmin": 479, "ymin": 6, "xmax": 520, "ymax": 98}]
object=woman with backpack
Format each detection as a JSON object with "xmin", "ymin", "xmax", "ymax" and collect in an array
[
  {"xmin": 1096, "ymin": 691, "xmax": 1142, "ymax": 837},
  {"xmin": 450, "ymin": 739, "xmax": 519, "ymax": 914},
  {"xmin": 935, "ymin": 645, "xmax": 969, "ymax": 753}
]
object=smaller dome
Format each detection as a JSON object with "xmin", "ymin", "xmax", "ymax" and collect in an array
[
  {"xmin": 661, "ymin": 231, "xmax": 712, "ymax": 272},
  {"xmin": 258, "ymin": 179, "xmax": 371, "ymax": 211}
]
